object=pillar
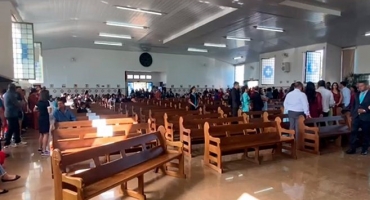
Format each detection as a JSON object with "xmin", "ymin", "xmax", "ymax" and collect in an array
[{"xmin": 0, "ymin": 1, "xmax": 14, "ymax": 80}]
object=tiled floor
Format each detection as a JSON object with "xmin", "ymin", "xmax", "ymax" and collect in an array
[{"xmin": 1, "ymin": 131, "xmax": 370, "ymax": 200}]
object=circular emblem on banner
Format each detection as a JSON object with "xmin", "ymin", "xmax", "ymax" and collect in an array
[
  {"xmin": 101, "ymin": 89, "xmax": 105, "ymax": 92},
  {"xmin": 113, "ymin": 89, "xmax": 117, "ymax": 93},
  {"xmin": 60, "ymin": 89, "xmax": 64, "ymax": 93},
  {"xmin": 53, "ymin": 89, "xmax": 56, "ymax": 93},
  {"xmin": 82, "ymin": 89, "xmax": 85, "ymax": 93},
  {"xmin": 107, "ymin": 89, "xmax": 111, "ymax": 93},
  {"xmin": 67, "ymin": 89, "xmax": 71, "ymax": 93},
  {"xmin": 88, "ymin": 89, "xmax": 92, "ymax": 92},
  {"xmin": 263, "ymin": 66, "xmax": 273, "ymax": 78},
  {"xmin": 74, "ymin": 89, "xmax": 78, "ymax": 93},
  {"xmin": 95, "ymin": 89, "xmax": 98, "ymax": 92}
]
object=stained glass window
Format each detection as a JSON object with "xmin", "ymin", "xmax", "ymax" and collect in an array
[
  {"xmin": 261, "ymin": 57, "xmax": 275, "ymax": 85},
  {"xmin": 12, "ymin": 22, "xmax": 35, "ymax": 80},
  {"xmin": 304, "ymin": 51, "xmax": 323, "ymax": 83}
]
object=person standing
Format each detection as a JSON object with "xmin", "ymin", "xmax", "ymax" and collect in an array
[
  {"xmin": 316, "ymin": 80, "xmax": 335, "ymax": 117},
  {"xmin": 305, "ymin": 82, "xmax": 323, "ymax": 118},
  {"xmin": 230, "ymin": 82, "xmax": 241, "ymax": 117},
  {"xmin": 346, "ymin": 80, "xmax": 370, "ymax": 155},
  {"xmin": 33, "ymin": 90, "xmax": 51, "ymax": 156},
  {"xmin": 250, "ymin": 87, "xmax": 264, "ymax": 112},
  {"xmin": 283, "ymin": 82, "xmax": 310, "ymax": 138},
  {"xmin": 340, "ymin": 81, "xmax": 351, "ymax": 112},
  {"xmin": 240, "ymin": 86, "xmax": 250, "ymax": 113},
  {"xmin": 188, "ymin": 86, "xmax": 199, "ymax": 110},
  {"xmin": 3, "ymin": 84, "xmax": 26, "ymax": 148},
  {"xmin": 331, "ymin": 82, "xmax": 343, "ymax": 116}
]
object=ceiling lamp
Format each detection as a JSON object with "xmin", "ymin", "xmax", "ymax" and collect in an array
[
  {"xmin": 94, "ymin": 41, "xmax": 122, "ymax": 46},
  {"xmin": 106, "ymin": 21, "xmax": 148, "ymax": 29},
  {"xmin": 99, "ymin": 33, "xmax": 132, "ymax": 39},
  {"xmin": 115, "ymin": 6, "xmax": 163, "ymax": 15},
  {"xmin": 226, "ymin": 36, "xmax": 251, "ymax": 41},
  {"xmin": 188, "ymin": 48, "xmax": 208, "ymax": 53},
  {"xmin": 233, "ymin": 56, "xmax": 243, "ymax": 60},
  {"xmin": 365, "ymin": 32, "xmax": 370, "ymax": 36},
  {"xmin": 204, "ymin": 43, "xmax": 227, "ymax": 48},
  {"xmin": 255, "ymin": 26, "xmax": 284, "ymax": 32}
]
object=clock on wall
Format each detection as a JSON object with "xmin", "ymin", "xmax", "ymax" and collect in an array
[{"xmin": 139, "ymin": 52, "xmax": 153, "ymax": 67}]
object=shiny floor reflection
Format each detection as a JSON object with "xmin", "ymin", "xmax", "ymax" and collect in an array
[{"xmin": 1, "ymin": 132, "xmax": 370, "ymax": 200}]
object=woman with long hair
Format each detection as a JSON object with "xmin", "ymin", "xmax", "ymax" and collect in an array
[
  {"xmin": 305, "ymin": 82, "xmax": 323, "ymax": 118},
  {"xmin": 188, "ymin": 86, "xmax": 199, "ymax": 110},
  {"xmin": 331, "ymin": 82, "xmax": 343, "ymax": 116},
  {"xmin": 240, "ymin": 86, "xmax": 250, "ymax": 113},
  {"xmin": 33, "ymin": 90, "xmax": 51, "ymax": 156}
]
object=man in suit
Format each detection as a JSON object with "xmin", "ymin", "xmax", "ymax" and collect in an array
[
  {"xmin": 346, "ymin": 80, "xmax": 370, "ymax": 155},
  {"xmin": 230, "ymin": 82, "xmax": 241, "ymax": 117}
]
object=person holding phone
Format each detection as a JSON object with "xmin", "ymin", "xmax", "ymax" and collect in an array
[{"xmin": 34, "ymin": 90, "xmax": 51, "ymax": 156}]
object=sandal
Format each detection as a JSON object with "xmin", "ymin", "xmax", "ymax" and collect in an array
[
  {"xmin": 0, "ymin": 189, "xmax": 8, "ymax": 194},
  {"xmin": 1, "ymin": 175, "xmax": 21, "ymax": 182}
]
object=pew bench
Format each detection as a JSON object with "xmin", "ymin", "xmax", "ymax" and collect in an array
[
  {"xmin": 203, "ymin": 119, "xmax": 296, "ymax": 173},
  {"xmin": 54, "ymin": 117, "xmax": 138, "ymax": 129},
  {"xmin": 179, "ymin": 115, "xmax": 249, "ymax": 157},
  {"xmin": 298, "ymin": 115, "xmax": 351, "ymax": 154},
  {"xmin": 52, "ymin": 128, "xmax": 185, "ymax": 200}
]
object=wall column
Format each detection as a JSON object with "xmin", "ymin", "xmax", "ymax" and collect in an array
[{"xmin": 0, "ymin": 1, "xmax": 15, "ymax": 80}]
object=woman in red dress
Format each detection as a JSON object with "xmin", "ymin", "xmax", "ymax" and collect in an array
[
  {"xmin": 331, "ymin": 82, "xmax": 343, "ymax": 116},
  {"xmin": 305, "ymin": 82, "xmax": 323, "ymax": 118},
  {"xmin": 350, "ymin": 85, "xmax": 358, "ymax": 109}
]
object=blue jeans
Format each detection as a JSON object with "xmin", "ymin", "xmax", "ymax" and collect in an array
[{"xmin": 0, "ymin": 164, "xmax": 6, "ymax": 176}]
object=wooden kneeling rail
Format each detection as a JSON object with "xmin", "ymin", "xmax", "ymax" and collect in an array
[
  {"xmin": 52, "ymin": 127, "xmax": 185, "ymax": 200},
  {"xmin": 203, "ymin": 119, "xmax": 296, "ymax": 173},
  {"xmin": 298, "ymin": 115, "xmax": 351, "ymax": 154}
]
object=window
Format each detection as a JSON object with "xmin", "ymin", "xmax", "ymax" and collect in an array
[
  {"xmin": 261, "ymin": 57, "xmax": 275, "ymax": 85},
  {"xmin": 234, "ymin": 65, "xmax": 244, "ymax": 84},
  {"xmin": 146, "ymin": 75, "xmax": 152, "ymax": 79},
  {"xmin": 247, "ymin": 80, "xmax": 259, "ymax": 88},
  {"xmin": 127, "ymin": 75, "xmax": 133, "ymax": 79},
  {"xmin": 12, "ymin": 22, "xmax": 35, "ymax": 80},
  {"xmin": 304, "ymin": 50, "xmax": 323, "ymax": 83},
  {"xmin": 133, "ymin": 75, "xmax": 139, "ymax": 79},
  {"xmin": 140, "ymin": 75, "xmax": 146, "ymax": 79}
]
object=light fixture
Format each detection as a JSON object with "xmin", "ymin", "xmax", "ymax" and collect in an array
[
  {"xmin": 255, "ymin": 26, "xmax": 284, "ymax": 32},
  {"xmin": 106, "ymin": 21, "xmax": 148, "ymax": 29},
  {"xmin": 188, "ymin": 48, "xmax": 208, "ymax": 53},
  {"xmin": 99, "ymin": 32, "xmax": 132, "ymax": 39},
  {"xmin": 94, "ymin": 41, "xmax": 122, "ymax": 46},
  {"xmin": 233, "ymin": 56, "xmax": 243, "ymax": 60},
  {"xmin": 72, "ymin": 35, "xmax": 78, "ymax": 38},
  {"xmin": 70, "ymin": 17, "xmax": 78, "ymax": 20},
  {"xmin": 226, "ymin": 36, "xmax": 251, "ymax": 41},
  {"xmin": 204, "ymin": 43, "xmax": 227, "ymax": 48},
  {"xmin": 115, "ymin": 6, "xmax": 163, "ymax": 15},
  {"xmin": 101, "ymin": 1, "xmax": 108, "ymax": 4},
  {"xmin": 365, "ymin": 32, "xmax": 370, "ymax": 36}
]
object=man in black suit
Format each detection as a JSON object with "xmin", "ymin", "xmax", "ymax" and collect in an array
[
  {"xmin": 346, "ymin": 80, "xmax": 370, "ymax": 155},
  {"xmin": 230, "ymin": 82, "xmax": 241, "ymax": 117}
]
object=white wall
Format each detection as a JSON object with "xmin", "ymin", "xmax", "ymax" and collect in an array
[
  {"xmin": 258, "ymin": 43, "xmax": 327, "ymax": 87},
  {"xmin": 0, "ymin": 2, "xmax": 14, "ymax": 79},
  {"xmin": 325, "ymin": 43, "xmax": 342, "ymax": 82},
  {"xmin": 43, "ymin": 48, "xmax": 234, "ymax": 94},
  {"xmin": 244, "ymin": 62, "xmax": 259, "ymax": 80},
  {"xmin": 354, "ymin": 45, "xmax": 370, "ymax": 74}
]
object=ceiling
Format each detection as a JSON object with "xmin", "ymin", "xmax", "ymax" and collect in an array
[{"xmin": 8, "ymin": 0, "xmax": 370, "ymax": 64}]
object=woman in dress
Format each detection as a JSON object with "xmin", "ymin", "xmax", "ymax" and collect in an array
[
  {"xmin": 188, "ymin": 86, "xmax": 199, "ymax": 110},
  {"xmin": 331, "ymin": 82, "xmax": 343, "ymax": 116},
  {"xmin": 34, "ymin": 90, "xmax": 51, "ymax": 156},
  {"xmin": 241, "ymin": 86, "xmax": 250, "ymax": 113},
  {"xmin": 305, "ymin": 82, "xmax": 323, "ymax": 118},
  {"xmin": 350, "ymin": 85, "xmax": 358, "ymax": 109}
]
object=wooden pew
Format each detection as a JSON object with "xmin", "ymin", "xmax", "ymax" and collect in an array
[
  {"xmin": 75, "ymin": 113, "xmax": 133, "ymax": 121},
  {"xmin": 297, "ymin": 115, "xmax": 351, "ymax": 154},
  {"xmin": 163, "ymin": 112, "xmax": 223, "ymax": 141},
  {"xmin": 54, "ymin": 117, "xmax": 138, "ymax": 129},
  {"xmin": 52, "ymin": 127, "xmax": 185, "ymax": 200},
  {"xmin": 203, "ymin": 119, "xmax": 296, "ymax": 173},
  {"xmin": 179, "ymin": 115, "xmax": 249, "ymax": 157}
]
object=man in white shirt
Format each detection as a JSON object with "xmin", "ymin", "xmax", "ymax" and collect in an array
[
  {"xmin": 316, "ymin": 80, "xmax": 335, "ymax": 117},
  {"xmin": 284, "ymin": 82, "xmax": 310, "ymax": 139},
  {"xmin": 340, "ymin": 81, "xmax": 351, "ymax": 111}
]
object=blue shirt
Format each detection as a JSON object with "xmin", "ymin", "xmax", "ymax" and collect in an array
[
  {"xmin": 241, "ymin": 93, "xmax": 250, "ymax": 112},
  {"xmin": 53, "ymin": 108, "xmax": 76, "ymax": 122},
  {"xmin": 341, "ymin": 87, "xmax": 351, "ymax": 107}
]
